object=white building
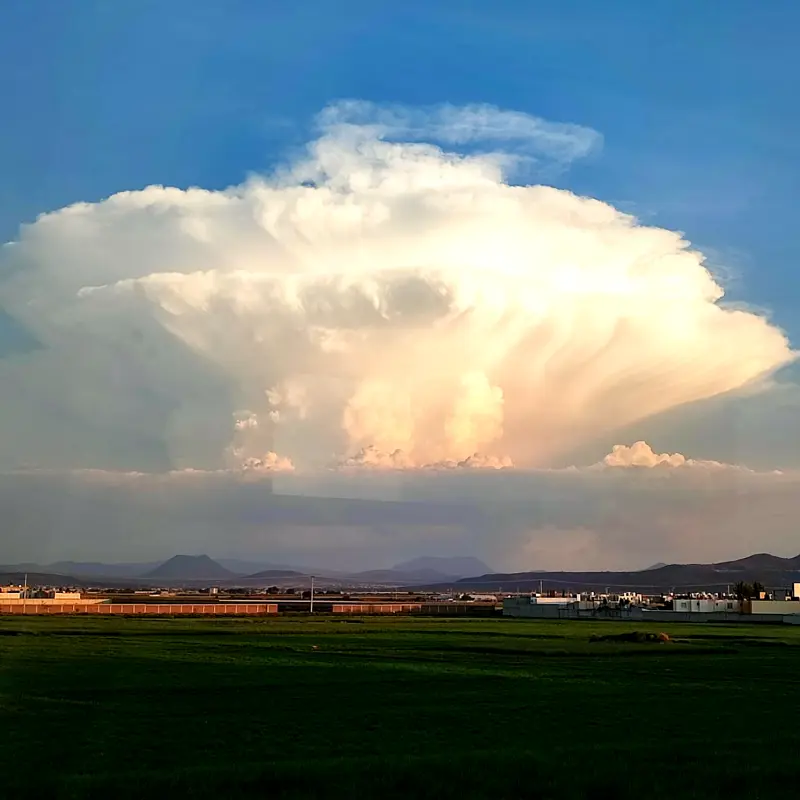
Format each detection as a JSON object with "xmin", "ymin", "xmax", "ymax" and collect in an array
[
  {"xmin": 530, "ymin": 595, "xmax": 579, "ymax": 605},
  {"xmin": 673, "ymin": 598, "xmax": 739, "ymax": 613}
]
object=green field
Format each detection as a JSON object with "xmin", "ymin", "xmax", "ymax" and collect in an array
[{"xmin": 2, "ymin": 615, "xmax": 799, "ymax": 799}]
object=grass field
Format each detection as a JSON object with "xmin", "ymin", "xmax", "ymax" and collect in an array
[{"xmin": 2, "ymin": 615, "xmax": 799, "ymax": 799}]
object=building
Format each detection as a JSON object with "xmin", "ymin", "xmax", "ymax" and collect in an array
[
  {"xmin": 503, "ymin": 596, "xmax": 600, "ymax": 618},
  {"xmin": 530, "ymin": 595, "xmax": 580, "ymax": 605},
  {"xmin": 749, "ymin": 599, "xmax": 800, "ymax": 615},
  {"xmin": 673, "ymin": 598, "xmax": 739, "ymax": 613}
]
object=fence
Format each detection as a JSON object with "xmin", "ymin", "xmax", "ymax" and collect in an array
[
  {"xmin": 331, "ymin": 603, "xmax": 499, "ymax": 616},
  {"xmin": 332, "ymin": 603, "xmax": 423, "ymax": 614},
  {"xmin": 0, "ymin": 603, "xmax": 278, "ymax": 616}
]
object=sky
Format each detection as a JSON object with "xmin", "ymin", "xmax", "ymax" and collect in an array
[{"xmin": 1, "ymin": 1, "xmax": 799, "ymax": 571}]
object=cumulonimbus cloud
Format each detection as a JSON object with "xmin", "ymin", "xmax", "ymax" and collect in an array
[{"xmin": 0, "ymin": 101, "xmax": 794, "ymax": 472}]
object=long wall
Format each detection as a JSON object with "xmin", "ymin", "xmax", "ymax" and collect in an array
[
  {"xmin": 0, "ymin": 603, "xmax": 278, "ymax": 615},
  {"xmin": 750, "ymin": 600, "xmax": 800, "ymax": 615},
  {"xmin": 330, "ymin": 603, "xmax": 498, "ymax": 616},
  {"xmin": 333, "ymin": 603, "xmax": 422, "ymax": 614},
  {"xmin": 0, "ymin": 598, "xmax": 105, "ymax": 606}
]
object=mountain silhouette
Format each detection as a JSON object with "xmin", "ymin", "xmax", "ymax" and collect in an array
[
  {"xmin": 145, "ymin": 555, "xmax": 235, "ymax": 581},
  {"xmin": 449, "ymin": 552, "xmax": 800, "ymax": 592},
  {"xmin": 393, "ymin": 556, "xmax": 492, "ymax": 578}
]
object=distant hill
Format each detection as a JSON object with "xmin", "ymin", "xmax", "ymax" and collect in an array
[
  {"xmin": 392, "ymin": 556, "xmax": 492, "ymax": 579},
  {"xmin": 145, "ymin": 555, "xmax": 235, "ymax": 581},
  {"xmin": 242, "ymin": 569, "xmax": 307, "ymax": 580},
  {"xmin": 0, "ymin": 571, "xmax": 83, "ymax": 587},
  {"xmin": 50, "ymin": 561, "xmax": 161, "ymax": 578},
  {"xmin": 343, "ymin": 568, "xmax": 452, "ymax": 586},
  {"xmin": 2, "ymin": 561, "xmax": 163, "ymax": 579},
  {"xmin": 447, "ymin": 552, "xmax": 800, "ymax": 592},
  {"xmin": 215, "ymin": 559, "xmax": 299, "ymax": 575},
  {"xmin": 711, "ymin": 553, "xmax": 800, "ymax": 572}
]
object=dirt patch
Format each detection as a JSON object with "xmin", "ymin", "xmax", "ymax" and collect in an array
[{"xmin": 590, "ymin": 631, "xmax": 670, "ymax": 644}]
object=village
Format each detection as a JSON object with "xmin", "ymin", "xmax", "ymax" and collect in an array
[{"xmin": 3, "ymin": 580, "xmax": 800, "ymax": 623}]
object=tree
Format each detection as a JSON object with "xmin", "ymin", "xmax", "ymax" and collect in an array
[
  {"xmin": 752, "ymin": 580, "xmax": 765, "ymax": 598},
  {"xmin": 734, "ymin": 581, "xmax": 754, "ymax": 611}
]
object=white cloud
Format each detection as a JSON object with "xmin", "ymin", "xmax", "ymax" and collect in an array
[
  {"xmin": 315, "ymin": 99, "xmax": 602, "ymax": 164},
  {"xmin": 601, "ymin": 440, "xmax": 732, "ymax": 469},
  {"xmin": 240, "ymin": 452, "xmax": 295, "ymax": 473},
  {"xmin": 335, "ymin": 445, "xmax": 513, "ymax": 471},
  {"xmin": 0, "ymin": 101, "xmax": 795, "ymax": 479}
]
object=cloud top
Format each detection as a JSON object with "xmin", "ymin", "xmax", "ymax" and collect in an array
[{"xmin": 315, "ymin": 100, "xmax": 602, "ymax": 164}]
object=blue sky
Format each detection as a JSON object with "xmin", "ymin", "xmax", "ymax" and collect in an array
[
  {"xmin": 3, "ymin": 1, "xmax": 800, "ymax": 566},
  {"xmin": 2, "ymin": 0, "xmax": 798, "ymax": 334}
]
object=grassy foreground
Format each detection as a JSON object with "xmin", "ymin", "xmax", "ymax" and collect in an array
[{"xmin": 1, "ymin": 615, "xmax": 799, "ymax": 799}]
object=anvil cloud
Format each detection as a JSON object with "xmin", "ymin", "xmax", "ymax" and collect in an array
[{"xmin": 0, "ymin": 101, "xmax": 793, "ymax": 475}]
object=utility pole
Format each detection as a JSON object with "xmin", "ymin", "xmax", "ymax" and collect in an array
[{"xmin": 309, "ymin": 575, "xmax": 315, "ymax": 614}]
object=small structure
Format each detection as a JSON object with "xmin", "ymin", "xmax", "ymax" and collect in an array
[
  {"xmin": 530, "ymin": 595, "xmax": 579, "ymax": 605},
  {"xmin": 53, "ymin": 591, "xmax": 82, "ymax": 601},
  {"xmin": 673, "ymin": 598, "xmax": 739, "ymax": 613},
  {"xmin": 503, "ymin": 596, "xmax": 599, "ymax": 618}
]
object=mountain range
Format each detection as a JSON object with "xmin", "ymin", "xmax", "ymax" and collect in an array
[
  {"xmin": 449, "ymin": 553, "xmax": 800, "ymax": 592},
  {"xmin": 4, "ymin": 552, "xmax": 799, "ymax": 592},
  {"xmin": 0, "ymin": 554, "xmax": 493, "ymax": 588}
]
